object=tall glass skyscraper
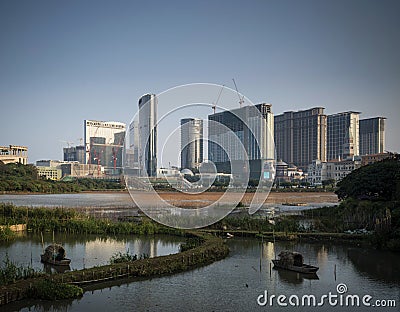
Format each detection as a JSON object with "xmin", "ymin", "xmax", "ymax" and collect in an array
[
  {"xmin": 138, "ymin": 94, "xmax": 157, "ymax": 177},
  {"xmin": 208, "ymin": 103, "xmax": 274, "ymax": 179},
  {"xmin": 359, "ymin": 117, "xmax": 386, "ymax": 155},
  {"xmin": 180, "ymin": 118, "xmax": 203, "ymax": 170},
  {"xmin": 327, "ymin": 111, "xmax": 360, "ymax": 161}
]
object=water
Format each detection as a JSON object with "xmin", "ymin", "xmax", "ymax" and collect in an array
[
  {"xmin": 0, "ymin": 193, "xmax": 135, "ymax": 208},
  {"xmin": 0, "ymin": 193, "xmax": 336, "ymax": 218},
  {"xmin": 3, "ymin": 238, "xmax": 399, "ymax": 311},
  {"xmin": 0, "ymin": 232, "xmax": 183, "ymax": 273}
]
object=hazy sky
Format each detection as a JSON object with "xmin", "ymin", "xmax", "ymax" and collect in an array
[{"xmin": 1, "ymin": 0, "xmax": 399, "ymax": 163}]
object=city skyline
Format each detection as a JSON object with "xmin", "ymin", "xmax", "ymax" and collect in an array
[{"xmin": 1, "ymin": 0, "xmax": 399, "ymax": 163}]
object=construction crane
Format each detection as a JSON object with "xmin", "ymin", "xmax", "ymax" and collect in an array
[
  {"xmin": 232, "ymin": 78, "xmax": 245, "ymax": 108},
  {"xmin": 212, "ymin": 85, "xmax": 225, "ymax": 114},
  {"xmin": 112, "ymin": 147, "xmax": 117, "ymax": 170},
  {"xmin": 60, "ymin": 140, "xmax": 74, "ymax": 148},
  {"xmin": 93, "ymin": 150, "xmax": 101, "ymax": 176}
]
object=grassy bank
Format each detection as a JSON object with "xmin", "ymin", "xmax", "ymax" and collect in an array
[
  {"xmin": 0, "ymin": 162, "xmax": 124, "ymax": 193},
  {"xmin": 0, "ymin": 232, "xmax": 228, "ymax": 306},
  {"xmin": 0, "ymin": 203, "xmax": 182, "ymax": 240}
]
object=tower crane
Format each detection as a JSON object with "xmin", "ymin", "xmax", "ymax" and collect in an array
[
  {"xmin": 212, "ymin": 85, "xmax": 225, "ymax": 114},
  {"xmin": 232, "ymin": 78, "xmax": 245, "ymax": 108},
  {"xmin": 60, "ymin": 140, "xmax": 74, "ymax": 148}
]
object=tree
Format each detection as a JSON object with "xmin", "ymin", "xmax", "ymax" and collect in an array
[{"xmin": 335, "ymin": 156, "xmax": 400, "ymax": 201}]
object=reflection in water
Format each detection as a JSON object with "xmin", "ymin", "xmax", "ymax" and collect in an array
[
  {"xmin": 2, "ymin": 238, "xmax": 400, "ymax": 312},
  {"xmin": 43, "ymin": 263, "xmax": 71, "ymax": 274},
  {"xmin": 347, "ymin": 248, "xmax": 400, "ymax": 284},
  {"xmin": 0, "ymin": 232, "xmax": 183, "ymax": 273},
  {"xmin": 274, "ymin": 268, "xmax": 319, "ymax": 285}
]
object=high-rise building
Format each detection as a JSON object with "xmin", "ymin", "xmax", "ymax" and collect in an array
[
  {"xmin": 128, "ymin": 120, "xmax": 139, "ymax": 165},
  {"xmin": 274, "ymin": 107, "xmax": 327, "ymax": 169},
  {"xmin": 208, "ymin": 103, "xmax": 274, "ymax": 179},
  {"xmin": 180, "ymin": 118, "xmax": 203, "ymax": 170},
  {"xmin": 359, "ymin": 117, "xmax": 386, "ymax": 155},
  {"xmin": 138, "ymin": 94, "xmax": 157, "ymax": 177},
  {"xmin": 327, "ymin": 111, "xmax": 360, "ymax": 161},
  {"xmin": 84, "ymin": 120, "xmax": 126, "ymax": 173}
]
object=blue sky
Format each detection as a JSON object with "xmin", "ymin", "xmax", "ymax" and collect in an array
[{"xmin": 1, "ymin": 0, "xmax": 399, "ymax": 163}]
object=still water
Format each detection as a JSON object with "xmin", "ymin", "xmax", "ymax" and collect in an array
[
  {"xmin": 0, "ymin": 233, "xmax": 183, "ymax": 272},
  {"xmin": 3, "ymin": 238, "xmax": 399, "ymax": 312},
  {"xmin": 0, "ymin": 193, "xmax": 335, "ymax": 217},
  {"xmin": 0, "ymin": 193, "xmax": 135, "ymax": 208}
]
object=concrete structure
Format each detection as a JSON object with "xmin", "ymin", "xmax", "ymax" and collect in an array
[
  {"xmin": 361, "ymin": 152, "xmax": 391, "ymax": 166},
  {"xmin": 63, "ymin": 145, "xmax": 85, "ymax": 163},
  {"xmin": 36, "ymin": 160, "xmax": 63, "ymax": 167},
  {"xmin": 180, "ymin": 118, "xmax": 203, "ymax": 170},
  {"xmin": 36, "ymin": 166, "xmax": 62, "ymax": 180},
  {"xmin": 0, "ymin": 145, "xmax": 28, "ymax": 165},
  {"xmin": 359, "ymin": 117, "xmax": 386, "ymax": 156},
  {"xmin": 84, "ymin": 120, "xmax": 126, "ymax": 174},
  {"xmin": 208, "ymin": 103, "xmax": 274, "ymax": 180},
  {"xmin": 333, "ymin": 157, "xmax": 362, "ymax": 181},
  {"xmin": 157, "ymin": 167, "xmax": 181, "ymax": 178},
  {"xmin": 60, "ymin": 162, "xmax": 104, "ymax": 178},
  {"xmin": 128, "ymin": 120, "xmax": 139, "ymax": 167},
  {"xmin": 138, "ymin": 94, "xmax": 157, "ymax": 177},
  {"xmin": 275, "ymin": 160, "xmax": 289, "ymax": 182},
  {"xmin": 327, "ymin": 111, "xmax": 360, "ymax": 161},
  {"xmin": 274, "ymin": 107, "xmax": 327, "ymax": 170},
  {"xmin": 307, "ymin": 157, "xmax": 362, "ymax": 185},
  {"xmin": 306, "ymin": 160, "xmax": 330, "ymax": 185},
  {"xmin": 287, "ymin": 165, "xmax": 304, "ymax": 181}
]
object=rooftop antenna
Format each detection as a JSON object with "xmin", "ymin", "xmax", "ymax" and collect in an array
[
  {"xmin": 212, "ymin": 85, "xmax": 225, "ymax": 114},
  {"xmin": 232, "ymin": 78, "xmax": 245, "ymax": 108}
]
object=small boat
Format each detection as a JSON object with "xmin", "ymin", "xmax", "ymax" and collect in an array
[
  {"xmin": 41, "ymin": 243, "xmax": 71, "ymax": 266},
  {"xmin": 272, "ymin": 251, "xmax": 318, "ymax": 274}
]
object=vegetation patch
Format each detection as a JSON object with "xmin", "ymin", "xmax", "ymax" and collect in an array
[
  {"xmin": 109, "ymin": 251, "xmax": 149, "ymax": 264},
  {"xmin": 0, "ymin": 162, "xmax": 123, "ymax": 193},
  {"xmin": 28, "ymin": 279, "xmax": 83, "ymax": 300},
  {"xmin": 0, "ymin": 254, "xmax": 42, "ymax": 286}
]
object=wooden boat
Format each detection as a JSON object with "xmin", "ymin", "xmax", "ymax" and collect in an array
[
  {"xmin": 41, "ymin": 243, "xmax": 71, "ymax": 266},
  {"xmin": 272, "ymin": 251, "xmax": 318, "ymax": 274}
]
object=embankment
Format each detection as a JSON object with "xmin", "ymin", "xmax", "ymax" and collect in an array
[{"xmin": 0, "ymin": 232, "xmax": 228, "ymax": 306}]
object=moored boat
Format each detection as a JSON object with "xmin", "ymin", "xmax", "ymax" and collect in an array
[
  {"xmin": 41, "ymin": 243, "xmax": 71, "ymax": 266},
  {"xmin": 272, "ymin": 251, "xmax": 318, "ymax": 274}
]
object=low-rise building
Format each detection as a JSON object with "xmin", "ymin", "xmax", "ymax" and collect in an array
[
  {"xmin": 361, "ymin": 153, "xmax": 391, "ymax": 166},
  {"xmin": 60, "ymin": 162, "xmax": 104, "ymax": 178},
  {"xmin": 0, "ymin": 145, "xmax": 28, "ymax": 165},
  {"xmin": 306, "ymin": 160, "xmax": 329, "ymax": 185},
  {"xmin": 36, "ymin": 160, "xmax": 63, "ymax": 167},
  {"xmin": 37, "ymin": 166, "xmax": 62, "ymax": 180},
  {"xmin": 332, "ymin": 157, "xmax": 362, "ymax": 181},
  {"xmin": 307, "ymin": 157, "xmax": 362, "ymax": 185}
]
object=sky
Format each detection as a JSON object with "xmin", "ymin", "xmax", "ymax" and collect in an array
[{"xmin": 0, "ymin": 0, "xmax": 399, "ymax": 164}]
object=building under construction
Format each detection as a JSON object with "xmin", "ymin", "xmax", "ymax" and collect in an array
[{"xmin": 84, "ymin": 120, "xmax": 126, "ymax": 175}]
